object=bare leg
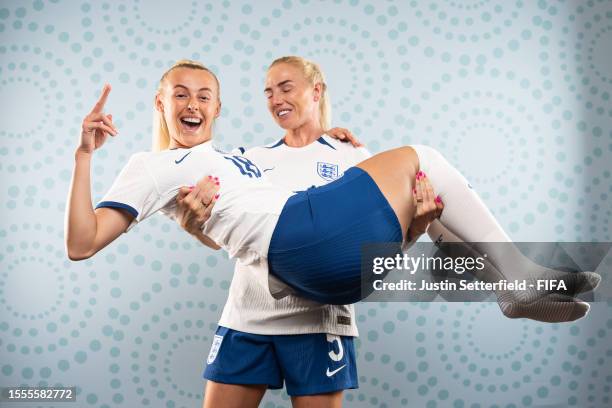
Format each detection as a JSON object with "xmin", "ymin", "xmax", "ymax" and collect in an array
[
  {"xmin": 202, "ymin": 381, "xmax": 266, "ymax": 408},
  {"xmin": 355, "ymin": 146, "xmax": 420, "ymax": 240},
  {"xmin": 292, "ymin": 391, "xmax": 344, "ymax": 408}
]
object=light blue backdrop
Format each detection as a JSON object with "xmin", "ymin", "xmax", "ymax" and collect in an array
[{"xmin": 1, "ymin": 1, "xmax": 611, "ymax": 407}]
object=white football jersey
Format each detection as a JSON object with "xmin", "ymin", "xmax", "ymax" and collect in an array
[
  {"xmin": 97, "ymin": 141, "xmax": 293, "ymax": 265},
  {"xmin": 218, "ymin": 135, "xmax": 371, "ymax": 336}
]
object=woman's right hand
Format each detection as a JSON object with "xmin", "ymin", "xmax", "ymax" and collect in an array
[
  {"xmin": 408, "ymin": 171, "xmax": 444, "ymax": 241},
  {"xmin": 78, "ymin": 84, "xmax": 118, "ymax": 154},
  {"xmin": 325, "ymin": 127, "xmax": 363, "ymax": 147}
]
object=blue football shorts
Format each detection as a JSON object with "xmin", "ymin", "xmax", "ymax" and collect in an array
[
  {"xmin": 203, "ymin": 326, "xmax": 358, "ymax": 396},
  {"xmin": 268, "ymin": 166, "xmax": 403, "ymax": 305}
]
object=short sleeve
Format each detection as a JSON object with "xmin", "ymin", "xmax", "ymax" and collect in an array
[
  {"xmin": 96, "ymin": 153, "xmax": 160, "ymax": 230},
  {"xmin": 354, "ymin": 146, "xmax": 372, "ymax": 162}
]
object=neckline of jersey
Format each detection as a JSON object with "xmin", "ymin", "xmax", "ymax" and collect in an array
[
  {"xmin": 168, "ymin": 140, "xmax": 213, "ymax": 152},
  {"xmin": 276, "ymin": 135, "xmax": 332, "ymax": 151}
]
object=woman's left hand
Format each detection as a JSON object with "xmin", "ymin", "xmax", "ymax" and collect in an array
[
  {"xmin": 175, "ymin": 176, "xmax": 220, "ymax": 236},
  {"xmin": 325, "ymin": 127, "xmax": 363, "ymax": 147},
  {"xmin": 408, "ymin": 171, "xmax": 444, "ymax": 241}
]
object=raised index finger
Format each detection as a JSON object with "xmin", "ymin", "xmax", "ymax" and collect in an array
[{"xmin": 91, "ymin": 84, "xmax": 111, "ymax": 113}]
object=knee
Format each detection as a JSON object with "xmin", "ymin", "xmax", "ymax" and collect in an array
[{"xmin": 397, "ymin": 146, "xmax": 420, "ymax": 176}]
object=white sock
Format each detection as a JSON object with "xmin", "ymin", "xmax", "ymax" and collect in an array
[{"xmin": 411, "ymin": 145, "xmax": 600, "ymax": 322}]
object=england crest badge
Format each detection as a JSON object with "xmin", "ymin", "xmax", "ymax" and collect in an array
[
  {"xmin": 317, "ymin": 162, "xmax": 339, "ymax": 181},
  {"xmin": 207, "ymin": 334, "xmax": 224, "ymax": 364}
]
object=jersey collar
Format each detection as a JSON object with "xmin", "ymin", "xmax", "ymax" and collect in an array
[{"xmin": 266, "ymin": 136, "xmax": 336, "ymax": 150}]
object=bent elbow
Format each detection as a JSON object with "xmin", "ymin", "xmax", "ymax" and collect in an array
[
  {"xmin": 66, "ymin": 246, "xmax": 94, "ymax": 261},
  {"xmin": 67, "ymin": 251, "xmax": 89, "ymax": 261}
]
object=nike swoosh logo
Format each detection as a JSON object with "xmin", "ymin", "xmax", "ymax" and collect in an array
[
  {"xmin": 175, "ymin": 151, "xmax": 192, "ymax": 164},
  {"xmin": 326, "ymin": 364, "xmax": 346, "ymax": 377},
  {"xmin": 263, "ymin": 167, "xmax": 275, "ymax": 172}
]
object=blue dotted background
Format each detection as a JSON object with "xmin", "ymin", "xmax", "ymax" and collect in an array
[{"xmin": 1, "ymin": 1, "xmax": 611, "ymax": 407}]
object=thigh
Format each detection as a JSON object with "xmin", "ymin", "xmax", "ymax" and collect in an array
[
  {"xmin": 275, "ymin": 333, "xmax": 358, "ymax": 397},
  {"xmin": 291, "ymin": 390, "xmax": 344, "ymax": 408},
  {"xmin": 356, "ymin": 146, "xmax": 419, "ymax": 240},
  {"xmin": 203, "ymin": 381, "xmax": 266, "ymax": 408}
]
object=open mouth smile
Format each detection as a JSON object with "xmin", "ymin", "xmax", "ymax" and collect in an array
[{"xmin": 180, "ymin": 117, "xmax": 202, "ymax": 131}]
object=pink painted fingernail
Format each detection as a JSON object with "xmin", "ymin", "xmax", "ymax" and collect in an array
[
  {"xmin": 435, "ymin": 196, "xmax": 442, "ymax": 203},
  {"xmin": 208, "ymin": 175, "xmax": 212, "ymax": 179},
  {"xmin": 215, "ymin": 181, "xmax": 220, "ymax": 185},
  {"xmin": 214, "ymin": 193, "xmax": 220, "ymax": 199},
  {"xmin": 421, "ymin": 171, "xmax": 427, "ymax": 178},
  {"xmin": 188, "ymin": 186, "xmax": 194, "ymax": 191},
  {"xmin": 413, "ymin": 187, "xmax": 417, "ymax": 194}
]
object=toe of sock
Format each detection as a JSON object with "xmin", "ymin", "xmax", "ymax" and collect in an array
[{"xmin": 575, "ymin": 271, "xmax": 601, "ymax": 294}]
